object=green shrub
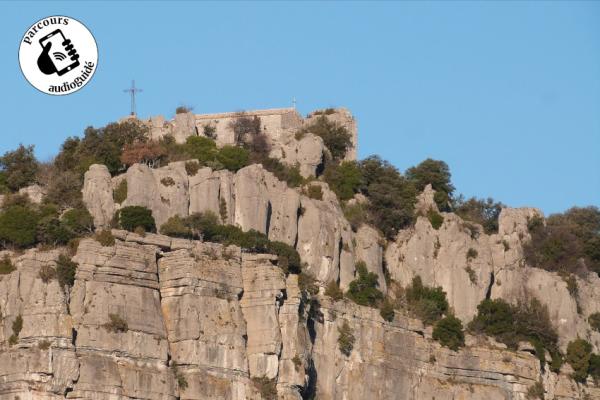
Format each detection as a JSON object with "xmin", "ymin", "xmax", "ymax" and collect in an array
[
  {"xmin": 0, "ymin": 255, "xmax": 16, "ymax": 274},
  {"xmin": 160, "ymin": 177, "xmax": 175, "ymax": 186},
  {"xmin": 113, "ymin": 180, "xmax": 128, "ymax": 203},
  {"xmin": 343, "ymin": 203, "xmax": 367, "ymax": 231},
  {"xmin": 117, "ymin": 206, "xmax": 156, "ymax": 232},
  {"xmin": 300, "ymin": 115, "xmax": 352, "ymax": 160},
  {"xmin": 433, "ymin": 315, "xmax": 465, "ymax": 351},
  {"xmin": 173, "ymin": 211, "xmax": 303, "ymax": 273},
  {"xmin": 0, "ymin": 205, "xmax": 39, "ymax": 247},
  {"xmin": 203, "ymin": 124, "xmax": 216, "ymax": 139},
  {"xmin": 405, "ymin": 276, "xmax": 449, "ymax": 325},
  {"xmin": 36, "ymin": 216, "xmax": 73, "ymax": 245},
  {"xmin": 406, "ymin": 159, "xmax": 454, "ymax": 211},
  {"xmin": 184, "ymin": 136, "xmax": 218, "ymax": 164},
  {"xmin": 306, "ymin": 185, "xmax": 323, "ymax": 200},
  {"xmin": 453, "ymin": 196, "xmax": 504, "ymax": 234},
  {"xmin": 325, "ymin": 280, "xmax": 344, "ymax": 301},
  {"xmin": 217, "ymin": 145, "xmax": 250, "ymax": 172},
  {"xmin": 292, "ymin": 354, "xmax": 302, "ymax": 371},
  {"xmin": 95, "ymin": 229, "xmax": 115, "ymax": 246},
  {"xmin": 358, "ymin": 156, "xmax": 416, "ymax": 239},
  {"xmin": 526, "ymin": 380, "xmax": 545, "ymax": 400},
  {"xmin": 298, "ymin": 272, "xmax": 319, "ymax": 296},
  {"xmin": 589, "ymin": 312, "xmax": 600, "ymax": 332},
  {"xmin": 466, "ymin": 248, "xmax": 478, "ymax": 260},
  {"xmin": 61, "ymin": 208, "xmax": 94, "ymax": 235},
  {"xmin": 379, "ymin": 298, "xmax": 395, "ymax": 322},
  {"xmin": 219, "ymin": 198, "xmax": 228, "ymax": 222},
  {"xmin": 589, "ymin": 353, "xmax": 600, "ymax": 382},
  {"xmin": 9, "ymin": 314, "xmax": 23, "ymax": 345},
  {"xmin": 258, "ymin": 157, "xmax": 304, "ymax": 188},
  {"xmin": 323, "ymin": 161, "xmax": 362, "ymax": 200},
  {"xmin": 566, "ymin": 339, "xmax": 592, "ymax": 382},
  {"xmin": 160, "ymin": 215, "xmax": 192, "ymax": 238},
  {"xmin": 185, "ymin": 161, "xmax": 200, "ymax": 176},
  {"xmin": 469, "ymin": 298, "xmax": 514, "ymax": 338},
  {"xmin": 524, "ymin": 207, "xmax": 600, "ymax": 276},
  {"xmin": 427, "ymin": 209, "xmax": 444, "ymax": 230},
  {"xmin": 337, "ymin": 320, "xmax": 355, "ymax": 356},
  {"xmin": 464, "ymin": 266, "xmax": 477, "ymax": 284},
  {"xmin": 39, "ymin": 265, "xmax": 56, "ymax": 283},
  {"xmin": 175, "ymin": 105, "xmax": 192, "ymax": 114},
  {"xmin": 346, "ymin": 261, "xmax": 383, "ymax": 307},
  {"xmin": 38, "ymin": 340, "xmax": 51, "ymax": 350},
  {"xmin": 0, "ymin": 144, "xmax": 39, "ymax": 191},
  {"xmin": 56, "ymin": 254, "xmax": 77, "ymax": 288},
  {"xmin": 103, "ymin": 313, "xmax": 128, "ymax": 333},
  {"xmin": 469, "ymin": 298, "xmax": 559, "ymax": 364},
  {"xmin": 172, "ymin": 365, "xmax": 188, "ymax": 391},
  {"xmin": 565, "ymin": 274, "xmax": 578, "ymax": 298},
  {"xmin": 251, "ymin": 376, "xmax": 277, "ymax": 400}
]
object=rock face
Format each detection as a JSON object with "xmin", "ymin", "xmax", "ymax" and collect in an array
[
  {"xmin": 2, "ymin": 237, "xmax": 598, "ymax": 399},
  {"xmin": 82, "ymin": 164, "xmax": 115, "ymax": 228}
]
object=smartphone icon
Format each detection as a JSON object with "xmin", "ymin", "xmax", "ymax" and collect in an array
[{"xmin": 38, "ymin": 29, "xmax": 80, "ymax": 76}]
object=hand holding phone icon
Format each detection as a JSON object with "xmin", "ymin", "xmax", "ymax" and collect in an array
[{"xmin": 37, "ymin": 29, "xmax": 80, "ymax": 76}]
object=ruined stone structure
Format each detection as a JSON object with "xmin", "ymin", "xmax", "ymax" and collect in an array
[{"xmin": 141, "ymin": 107, "xmax": 358, "ymax": 177}]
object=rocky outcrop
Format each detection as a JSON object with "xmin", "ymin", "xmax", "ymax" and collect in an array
[
  {"xmin": 82, "ymin": 164, "xmax": 115, "ymax": 228},
  {"xmin": 311, "ymin": 298, "xmax": 600, "ymax": 400},
  {"xmin": 1, "ymin": 232, "xmax": 600, "ymax": 399}
]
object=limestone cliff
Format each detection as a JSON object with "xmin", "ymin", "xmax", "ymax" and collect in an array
[{"xmin": 2, "ymin": 229, "xmax": 600, "ymax": 399}]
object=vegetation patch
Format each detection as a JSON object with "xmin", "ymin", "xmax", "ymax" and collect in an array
[
  {"xmin": 405, "ymin": 276, "xmax": 449, "ymax": 325},
  {"xmin": 526, "ymin": 380, "xmax": 545, "ymax": 400},
  {"xmin": 305, "ymin": 184, "xmax": 323, "ymax": 200},
  {"xmin": 113, "ymin": 180, "xmax": 128, "ymax": 203},
  {"xmin": 0, "ymin": 255, "xmax": 16, "ymax": 275},
  {"xmin": 117, "ymin": 206, "xmax": 156, "ymax": 232},
  {"xmin": 299, "ymin": 115, "xmax": 352, "ymax": 160},
  {"xmin": 427, "ymin": 209, "xmax": 444, "ymax": 230},
  {"xmin": 39, "ymin": 265, "xmax": 56, "ymax": 283},
  {"xmin": 453, "ymin": 196, "xmax": 504, "ymax": 235},
  {"xmin": 337, "ymin": 320, "xmax": 355, "ymax": 356},
  {"xmin": 103, "ymin": 313, "xmax": 128, "ymax": 333},
  {"xmin": 160, "ymin": 177, "xmax": 175, "ymax": 186},
  {"xmin": 466, "ymin": 248, "xmax": 478, "ymax": 260},
  {"xmin": 56, "ymin": 254, "xmax": 77, "ymax": 288},
  {"xmin": 9, "ymin": 315, "xmax": 23, "ymax": 346},
  {"xmin": 325, "ymin": 280, "xmax": 344, "ymax": 301},
  {"xmin": 524, "ymin": 207, "xmax": 600, "ymax": 277},
  {"xmin": 251, "ymin": 376, "xmax": 277, "ymax": 400},
  {"xmin": 95, "ymin": 229, "xmax": 115, "ymax": 247},
  {"xmin": 464, "ymin": 266, "xmax": 477, "ymax": 284},
  {"xmin": 379, "ymin": 298, "xmax": 395, "ymax": 322},
  {"xmin": 469, "ymin": 298, "xmax": 560, "ymax": 368},
  {"xmin": 346, "ymin": 261, "xmax": 383, "ymax": 307},
  {"xmin": 432, "ymin": 315, "xmax": 465, "ymax": 351}
]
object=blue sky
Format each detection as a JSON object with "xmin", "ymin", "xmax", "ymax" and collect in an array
[{"xmin": 1, "ymin": 1, "xmax": 598, "ymax": 214}]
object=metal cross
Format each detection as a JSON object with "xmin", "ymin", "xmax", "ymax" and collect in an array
[{"xmin": 123, "ymin": 80, "xmax": 143, "ymax": 116}]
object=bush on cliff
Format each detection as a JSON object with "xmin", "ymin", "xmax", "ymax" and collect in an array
[
  {"xmin": 433, "ymin": 315, "xmax": 465, "ymax": 351},
  {"xmin": 337, "ymin": 320, "xmax": 355, "ymax": 356},
  {"xmin": 358, "ymin": 156, "xmax": 417, "ymax": 239},
  {"xmin": 300, "ymin": 115, "xmax": 352, "ymax": 160},
  {"xmin": 405, "ymin": 276, "xmax": 449, "ymax": 325},
  {"xmin": 116, "ymin": 206, "xmax": 156, "ymax": 233},
  {"xmin": 0, "ymin": 144, "xmax": 39, "ymax": 192},
  {"xmin": 453, "ymin": 196, "xmax": 504, "ymax": 234},
  {"xmin": 524, "ymin": 206, "xmax": 600, "ymax": 277},
  {"xmin": 469, "ymin": 298, "xmax": 560, "ymax": 366},
  {"xmin": 0, "ymin": 204, "xmax": 39, "ymax": 248},
  {"xmin": 54, "ymin": 121, "xmax": 148, "ymax": 177},
  {"xmin": 406, "ymin": 158, "xmax": 454, "ymax": 211},
  {"xmin": 323, "ymin": 161, "xmax": 362, "ymax": 201},
  {"xmin": 161, "ymin": 211, "xmax": 302, "ymax": 273},
  {"xmin": 566, "ymin": 339, "xmax": 592, "ymax": 382},
  {"xmin": 346, "ymin": 261, "xmax": 384, "ymax": 307}
]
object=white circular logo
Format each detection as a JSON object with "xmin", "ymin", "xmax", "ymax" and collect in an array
[{"xmin": 19, "ymin": 16, "xmax": 98, "ymax": 95}]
